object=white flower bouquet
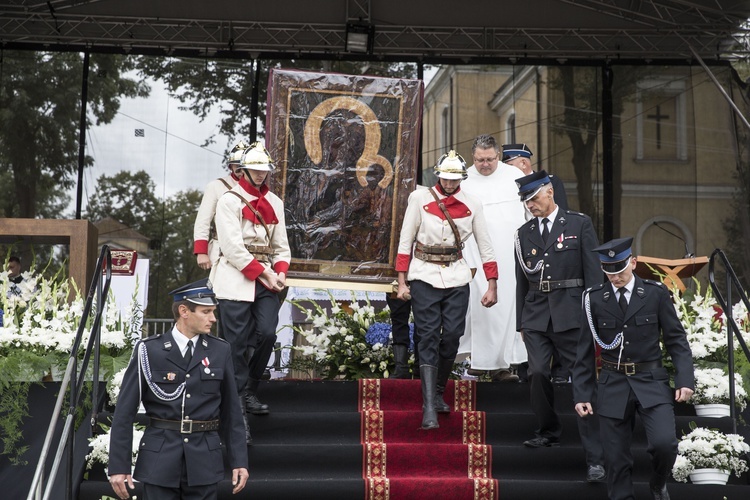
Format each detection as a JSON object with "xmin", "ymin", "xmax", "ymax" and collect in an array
[
  {"xmin": 690, "ymin": 367, "xmax": 748, "ymax": 411},
  {"xmin": 672, "ymin": 423, "xmax": 750, "ymax": 482},
  {"xmin": 289, "ymin": 292, "xmax": 398, "ymax": 380}
]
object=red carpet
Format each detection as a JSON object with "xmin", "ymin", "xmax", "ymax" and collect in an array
[{"xmin": 359, "ymin": 379, "xmax": 499, "ymax": 500}]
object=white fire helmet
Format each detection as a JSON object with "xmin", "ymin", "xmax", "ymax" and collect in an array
[
  {"xmin": 434, "ymin": 150, "xmax": 468, "ymax": 180},
  {"xmin": 238, "ymin": 142, "xmax": 275, "ymax": 172}
]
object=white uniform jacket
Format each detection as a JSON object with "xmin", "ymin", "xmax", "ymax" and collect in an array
[
  {"xmin": 193, "ymin": 173, "xmax": 239, "ymax": 264},
  {"xmin": 395, "ymin": 184, "xmax": 498, "ymax": 289},
  {"xmin": 211, "ymin": 179, "xmax": 291, "ymax": 302}
]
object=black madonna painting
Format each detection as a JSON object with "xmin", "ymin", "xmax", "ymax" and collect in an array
[{"xmin": 266, "ymin": 69, "xmax": 422, "ymax": 281}]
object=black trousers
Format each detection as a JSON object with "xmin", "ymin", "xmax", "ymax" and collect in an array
[
  {"xmin": 218, "ymin": 282, "xmax": 281, "ymax": 392},
  {"xmin": 408, "ymin": 280, "xmax": 469, "ymax": 367},
  {"xmin": 385, "ymin": 295, "xmax": 415, "ymax": 347},
  {"xmin": 142, "ymin": 459, "xmax": 218, "ymax": 500},
  {"xmin": 523, "ymin": 324, "xmax": 603, "ymax": 466},
  {"xmin": 600, "ymin": 390, "xmax": 678, "ymax": 500}
]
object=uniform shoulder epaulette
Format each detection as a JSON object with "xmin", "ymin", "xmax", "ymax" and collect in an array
[
  {"xmin": 585, "ymin": 283, "xmax": 605, "ymax": 294},
  {"xmin": 142, "ymin": 334, "xmax": 162, "ymax": 342},
  {"xmin": 564, "ymin": 209, "xmax": 586, "ymax": 217},
  {"xmin": 642, "ymin": 279, "xmax": 664, "ymax": 287},
  {"xmin": 204, "ymin": 334, "xmax": 229, "ymax": 345}
]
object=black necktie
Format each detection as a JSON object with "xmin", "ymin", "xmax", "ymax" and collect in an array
[
  {"xmin": 618, "ymin": 288, "xmax": 628, "ymax": 314},
  {"xmin": 184, "ymin": 339, "xmax": 194, "ymax": 367},
  {"xmin": 541, "ymin": 218, "xmax": 550, "ymax": 243}
]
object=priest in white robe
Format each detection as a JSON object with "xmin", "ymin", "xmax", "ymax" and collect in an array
[{"xmin": 458, "ymin": 135, "xmax": 528, "ymax": 378}]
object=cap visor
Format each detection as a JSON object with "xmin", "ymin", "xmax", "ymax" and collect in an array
[{"xmin": 601, "ymin": 260, "xmax": 630, "ymax": 274}]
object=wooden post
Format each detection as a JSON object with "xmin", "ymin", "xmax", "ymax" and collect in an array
[{"xmin": 0, "ymin": 218, "xmax": 99, "ymax": 298}]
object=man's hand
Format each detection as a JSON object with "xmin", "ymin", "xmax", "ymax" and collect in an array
[
  {"xmin": 575, "ymin": 402, "xmax": 594, "ymax": 418},
  {"xmin": 232, "ymin": 467, "xmax": 249, "ymax": 494},
  {"xmin": 480, "ymin": 280, "xmax": 497, "ymax": 308},
  {"xmin": 197, "ymin": 253, "xmax": 211, "ymax": 270},
  {"xmin": 675, "ymin": 387, "xmax": 694, "ymax": 403},
  {"xmin": 109, "ymin": 473, "xmax": 135, "ymax": 499},
  {"xmin": 397, "ymin": 282, "xmax": 411, "ymax": 301}
]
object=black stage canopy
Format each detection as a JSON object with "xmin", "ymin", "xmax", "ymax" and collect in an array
[{"xmin": 1, "ymin": 0, "xmax": 750, "ymax": 64}]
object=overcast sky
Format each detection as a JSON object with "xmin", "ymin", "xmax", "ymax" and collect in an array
[{"xmin": 79, "ymin": 80, "xmax": 230, "ymax": 214}]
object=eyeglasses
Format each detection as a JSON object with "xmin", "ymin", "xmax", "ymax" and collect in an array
[{"xmin": 473, "ymin": 156, "xmax": 497, "ymax": 164}]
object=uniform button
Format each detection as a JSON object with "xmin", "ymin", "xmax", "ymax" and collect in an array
[
  {"xmin": 443, "ymin": 238, "xmax": 447, "ymax": 241},
  {"xmin": 626, "ymin": 358, "xmax": 631, "ymax": 361},
  {"xmin": 546, "ymin": 276, "xmax": 551, "ymax": 279},
  {"xmin": 545, "ymin": 264, "xmax": 550, "ymax": 267},
  {"xmin": 184, "ymin": 438, "xmax": 189, "ymax": 443},
  {"xmin": 211, "ymin": 373, "xmax": 215, "ymax": 377},
  {"xmin": 625, "ymin": 341, "xmax": 629, "ymax": 345},
  {"xmin": 441, "ymin": 264, "xmax": 446, "ymax": 268},
  {"xmin": 624, "ymin": 325, "xmax": 628, "ymax": 329},
  {"xmin": 185, "ymin": 415, "xmax": 189, "ymax": 419},
  {"xmin": 186, "ymin": 394, "xmax": 191, "ymax": 398},
  {"xmin": 544, "ymin": 253, "xmax": 549, "ymax": 256},
  {"xmin": 186, "ymin": 374, "xmax": 190, "ymax": 378}
]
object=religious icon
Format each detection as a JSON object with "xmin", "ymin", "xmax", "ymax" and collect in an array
[{"xmin": 266, "ymin": 69, "xmax": 423, "ymax": 282}]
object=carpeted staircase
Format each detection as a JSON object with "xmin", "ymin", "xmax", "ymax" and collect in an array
[{"xmin": 78, "ymin": 379, "xmax": 749, "ymax": 499}]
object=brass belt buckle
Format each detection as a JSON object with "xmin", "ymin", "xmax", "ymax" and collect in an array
[
  {"xmin": 181, "ymin": 419, "xmax": 193, "ymax": 434},
  {"xmin": 624, "ymin": 364, "xmax": 636, "ymax": 376},
  {"xmin": 540, "ymin": 281, "xmax": 551, "ymax": 292}
]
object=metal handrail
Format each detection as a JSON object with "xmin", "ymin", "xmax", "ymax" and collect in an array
[
  {"xmin": 26, "ymin": 245, "xmax": 112, "ymax": 500},
  {"xmin": 707, "ymin": 248, "xmax": 750, "ymax": 434}
]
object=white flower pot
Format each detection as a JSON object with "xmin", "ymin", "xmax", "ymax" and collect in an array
[
  {"xmin": 689, "ymin": 468, "xmax": 730, "ymax": 485},
  {"xmin": 694, "ymin": 403, "xmax": 731, "ymax": 418}
]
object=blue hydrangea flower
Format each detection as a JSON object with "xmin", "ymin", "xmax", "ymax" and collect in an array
[{"xmin": 365, "ymin": 322, "xmax": 392, "ymax": 346}]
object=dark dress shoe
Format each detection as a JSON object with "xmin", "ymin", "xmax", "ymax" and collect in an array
[
  {"xmin": 650, "ymin": 484, "xmax": 670, "ymax": 500},
  {"xmin": 586, "ymin": 464, "xmax": 606, "ymax": 482},
  {"xmin": 245, "ymin": 393, "xmax": 270, "ymax": 415},
  {"xmin": 523, "ymin": 436, "xmax": 560, "ymax": 448}
]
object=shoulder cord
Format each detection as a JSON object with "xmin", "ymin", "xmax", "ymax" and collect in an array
[
  {"xmin": 226, "ymin": 190, "xmax": 271, "ymax": 245},
  {"xmin": 427, "ymin": 187, "xmax": 463, "ymax": 250},
  {"xmin": 514, "ymin": 229, "xmax": 544, "ymax": 276},
  {"xmin": 584, "ymin": 290, "xmax": 625, "ymax": 367},
  {"xmin": 138, "ymin": 341, "xmax": 187, "ymax": 401}
]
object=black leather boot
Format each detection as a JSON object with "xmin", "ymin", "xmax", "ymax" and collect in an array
[
  {"xmin": 420, "ymin": 364, "xmax": 439, "ymax": 430},
  {"xmin": 240, "ymin": 395, "xmax": 253, "ymax": 445},
  {"xmin": 434, "ymin": 357, "xmax": 454, "ymax": 413},
  {"xmin": 389, "ymin": 344, "xmax": 411, "ymax": 379},
  {"xmin": 245, "ymin": 378, "xmax": 270, "ymax": 415}
]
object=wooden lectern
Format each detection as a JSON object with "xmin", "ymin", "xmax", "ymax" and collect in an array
[
  {"xmin": 635, "ymin": 255, "xmax": 709, "ymax": 292},
  {"xmin": 0, "ymin": 218, "xmax": 99, "ymax": 298}
]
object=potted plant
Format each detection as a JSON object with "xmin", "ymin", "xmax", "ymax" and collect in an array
[
  {"xmin": 689, "ymin": 367, "xmax": 748, "ymax": 417},
  {"xmin": 672, "ymin": 423, "xmax": 750, "ymax": 484}
]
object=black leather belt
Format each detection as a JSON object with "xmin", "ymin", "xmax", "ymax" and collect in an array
[
  {"xmin": 150, "ymin": 417, "xmax": 220, "ymax": 434},
  {"xmin": 530, "ymin": 279, "xmax": 584, "ymax": 292},
  {"xmin": 601, "ymin": 360, "xmax": 662, "ymax": 376}
]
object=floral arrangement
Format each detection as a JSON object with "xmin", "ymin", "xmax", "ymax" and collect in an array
[
  {"xmin": 0, "ymin": 268, "xmax": 142, "ymax": 382},
  {"xmin": 690, "ymin": 367, "xmax": 748, "ymax": 411},
  {"xmin": 672, "ymin": 423, "xmax": 750, "ymax": 482},
  {"xmin": 669, "ymin": 281, "xmax": 750, "ymax": 410},
  {"xmin": 289, "ymin": 292, "xmax": 406, "ymax": 380},
  {"xmin": 0, "ymin": 265, "xmax": 142, "ymax": 464}
]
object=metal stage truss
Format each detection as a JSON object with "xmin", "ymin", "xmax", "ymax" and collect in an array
[{"xmin": 1, "ymin": 0, "xmax": 749, "ymax": 63}]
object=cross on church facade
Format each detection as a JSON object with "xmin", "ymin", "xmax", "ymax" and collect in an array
[{"xmin": 647, "ymin": 104, "xmax": 670, "ymax": 149}]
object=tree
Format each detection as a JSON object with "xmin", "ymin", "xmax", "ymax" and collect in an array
[
  {"xmin": 147, "ymin": 189, "xmax": 205, "ymax": 318},
  {"xmin": 84, "ymin": 170, "xmax": 161, "ymax": 237},
  {"xmin": 0, "ymin": 51, "xmax": 149, "ymax": 219}
]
